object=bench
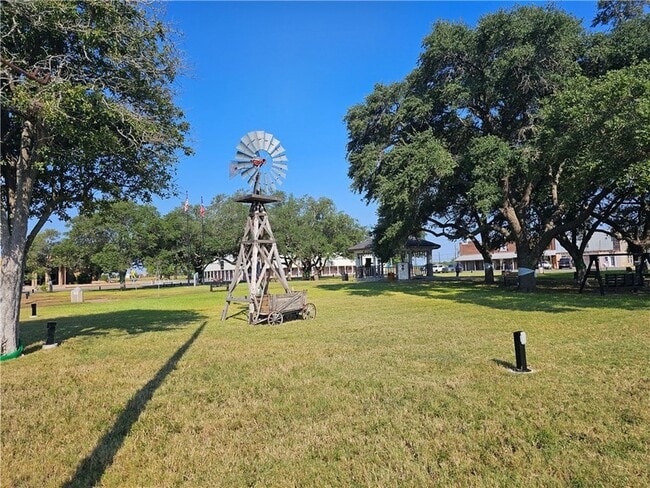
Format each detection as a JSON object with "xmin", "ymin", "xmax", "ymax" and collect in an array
[
  {"xmin": 603, "ymin": 273, "xmax": 644, "ymax": 289},
  {"xmin": 502, "ymin": 271, "xmax": 518, "ymax": 286}
]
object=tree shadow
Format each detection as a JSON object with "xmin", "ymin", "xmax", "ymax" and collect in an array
[
  {"xmin": 318, "ymin": 280, "xmax": 649, "ymax": 313},
  {"xmin": 20, "ymin": 309, "xmax": 206, "ymax": 354},
  {"xmin": 60, "ymin": 321, "xmax": 207, "ymax": 488}
]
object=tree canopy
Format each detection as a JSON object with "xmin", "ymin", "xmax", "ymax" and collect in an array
[
  {"xmin": 57, "ymin": 201, "xmax": 162, "ymax": 283},
  {"xmin": 34, "ymin": 193, "xmax": 366, "ymax": 285},
  {"xmin": 271, "ymin": 195, "xmax": 367, "ymax": 278},
  {"xmin": 345, "ymin": 4, "xmax": 650, "ymax": 291},
  {"xmin": 1, "ymin": 0, "xmax": 191, "ymax": 354}
]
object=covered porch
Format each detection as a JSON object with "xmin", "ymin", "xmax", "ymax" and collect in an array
[{"xmin": 348, "ymin": 236, "xmax": 441, "ymax": 280}]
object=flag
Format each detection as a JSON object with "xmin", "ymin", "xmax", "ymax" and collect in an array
[
  {"xmin": 183, "ymin": 192, "xmax": 189, "ymax": 213},
  {"xmin": 200, "ymin": 196, "xmax": 206, "ymax": 218}
]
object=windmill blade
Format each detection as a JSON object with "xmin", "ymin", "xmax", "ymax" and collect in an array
[
  {"xmin": 262, "ymin": 132, "xmax": 274, "ymax": 151},
  {"xmin": 253, "ymin": 131, "xmax": 266, "ymax": 152},
  {"xmin": 271, "ymin": 171, "xmax": 284, "ymax": 185},
  {"xmin": 232, "ymin": 157, "xmax": 256, "ymax": 165},
  {"xmin": 240, "ymin": 165, "xmax": 257, "ymax": 179},
  {"xmin": 266, "ymin": 174, "xmax": 277, "ymax": 192},
  {"xmin": 247, "ymin": 131, "xmax": 262, "ymax": 153},
  {"xmin": 235, "ymin": 142, "xmax": 256, "ymax": 159},
  {"xmin": 234, "ymin": 153, "xmax": 255, "ymax": 163},
  {"xmin": 261, "ymin": 173, "xmax": 271, "ymax": 191},
  {"xmin": 231, "ymin": 159, "xmax": 255, "ymax": 168},
  {"xmin": 272, "ymin": 155, "xmax": 288, "ymax": 164},
  {"xmin": 270, "ymin": 144, "xmax": 286, "ymax": 158},
  {"xmin": 271, "ymin": 168, "xmax": 287, "ymax": 180},
  {"xmin": 272, "ymin": 162, "xmax": 288, "ymax": 171},
  {"xmin": 246, "ymin": 168, "xmax": 259, "ymax": 186},
  {"xmin": 242, "ymin": 132, "xmax": 257, "ymax": 152},
  {"xmin": 267, "ymin": 137, "xmax": 281, "ymax": 155},
  {"xmin": 229, "ymin": 161, "xmax": 253, "ymax": 178}
]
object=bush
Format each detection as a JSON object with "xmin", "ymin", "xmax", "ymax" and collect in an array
[{"xmin": 76, "ymin": 272, "xmax": 92, "ymax": 284}]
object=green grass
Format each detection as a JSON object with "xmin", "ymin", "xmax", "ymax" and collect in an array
[{"xmin": 2, "ymin": 279, "xmax": 649, "ymax": 487}]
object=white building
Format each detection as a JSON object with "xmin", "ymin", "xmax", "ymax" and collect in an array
[{"xmin": 203, "ymin": 255, "xmax": 356, "ymax": 283}]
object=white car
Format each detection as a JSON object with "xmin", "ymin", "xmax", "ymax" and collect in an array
[
  {"xmin": 431, "ymin": 264, "xmax": 445, "ymax": 273},
  {"xmin": 538, "ymin": 261, "xmax": 552, "ymax": 269}
]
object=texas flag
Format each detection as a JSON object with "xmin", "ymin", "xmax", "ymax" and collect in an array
[{"xmin": 200, "ymin": 197, "xmax": 206, "ymax": 218}]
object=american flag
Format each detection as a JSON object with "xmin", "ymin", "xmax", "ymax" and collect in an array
[
  {"xmin": 183, "ymin": 192, "xmax": 189, "ymax": 213},
  {"xmin": 200, "ymin": 197, "xmax": 205, "ymax": 218}
]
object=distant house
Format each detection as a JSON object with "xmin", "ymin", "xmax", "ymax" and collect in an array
[{"xmin": 454, "ymin": 236, "xmax": 635, "ymax": 271}]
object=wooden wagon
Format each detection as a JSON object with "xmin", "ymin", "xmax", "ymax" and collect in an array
[{"xmin": 254, "ymin": 290, "xmax": 316, "ymax": 325}]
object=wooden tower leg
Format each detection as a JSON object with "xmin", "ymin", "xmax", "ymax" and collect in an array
[{"xmin": 221, "ymin": 196, "xmax": 290, "ymax": 323}]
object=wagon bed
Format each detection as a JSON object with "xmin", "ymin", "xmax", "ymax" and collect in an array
[{"xmin": 255, "ymin": 290, "xmax": 316, "ymax": 325}]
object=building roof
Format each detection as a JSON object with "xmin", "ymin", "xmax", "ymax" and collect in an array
[
  {"xmin": 349, "ymin": 238, "xmax": 374, "ymax": 252},
  {"xmin": 405, "ymin": 237, "xmax": 441, "ymax": 250}
]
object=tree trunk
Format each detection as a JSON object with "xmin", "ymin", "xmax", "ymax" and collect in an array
[
  {"xmin": 516, "ymin": 252, "xmax": 538, "ymax": 292},
  {"xmin": 484, "ymin": 261, "xmax": 495, "ymax": 284},
  {"xmin": 557, "ymin": 235, "xmax": 587, "ymax": 283},
  {"xmin": 1, "ymin": 120, "xmax": 40, "ymax": 355},
  {"xmin": 469, "ymin": 236, "xmax": 495, "ymax": 284},
  {"xmin": 0, "ymin": 249, "xmax": 25, "ymax": 354}
]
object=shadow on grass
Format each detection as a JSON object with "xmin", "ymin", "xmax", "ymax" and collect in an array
[
  {"xmin": 61, "ymin": 321, "xmax": 207, "ymax": 488},
  {"xmin": 318, "ymin": 279, "xmax": 649, "ymax": 313},
  {"xmin": 21, "ymin": 309, "xmax": 206, "ymax": 354},
  {"xmin": 492, "ymin": 358, "xmax": 517, "ymax": 370}
]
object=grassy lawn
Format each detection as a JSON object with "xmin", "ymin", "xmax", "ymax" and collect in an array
[{"xmin": 1, "ymin": 278, "xmax": 649, "ymax": 487}]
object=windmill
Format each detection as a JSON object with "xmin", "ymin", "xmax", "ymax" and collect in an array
[
  {"xmin": 221, "ymin": 131, "xmax": 315, "ymax": 324},
  {"xmin": 229, "ymin": 130, "xmax": 288, "ymax": 195}
]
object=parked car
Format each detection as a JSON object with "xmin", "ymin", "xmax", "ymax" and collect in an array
[
  {"xmin": 444, "ymin": 265, "xmax": 456, "ymax": 273},
  {"xmin": 558, "ymin": 257, "xmax": 572, "ymax": 269},
  {"xmin": 538, "ymin": 261, "xmax": 552, "ymax": 269},
  {"xmin": 431, "ymin": 264, "xmax": 445, "ymax": 273}
]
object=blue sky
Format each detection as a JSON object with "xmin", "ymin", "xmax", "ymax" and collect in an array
[{"xmin": 153, "ymin": 1, "xmax": 599, "ymax": 261}]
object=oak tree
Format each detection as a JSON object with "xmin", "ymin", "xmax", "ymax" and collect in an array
[{"xmin": 1, "ymin": 1, "xmax": 191, "ymax": 354}]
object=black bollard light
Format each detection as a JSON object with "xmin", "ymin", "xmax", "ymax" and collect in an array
[
  {"xmin": 513, "ymin": 330, "xmax": 531, "ymax": 372},
  {"xmin": 31, "ymin": 303, "xmax": 37, "ymax": 317},
  {"xmin": 44, "ymin": 321, "xmax": 58, "ymax": 349}
]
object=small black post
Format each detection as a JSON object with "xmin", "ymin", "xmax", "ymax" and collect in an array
[
  {"xmin": 46, "ymin": 322, "xmax": 57, "ymax": 345},
  {"xmin": 513, "ymin": 331, "xmax": 530, "ymax": 372},
  {"xmin": 31, "ymin": 303, "xmax": 37, "ymax": 317}
]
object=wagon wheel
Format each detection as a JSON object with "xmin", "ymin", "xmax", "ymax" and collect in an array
[
  {"xmin": 268, "ymin": 311, "xmax": 283, "ymax": 325},
  {"xmin": 301, "ymin": 303, "xmax": 316, "ymax": 320}
]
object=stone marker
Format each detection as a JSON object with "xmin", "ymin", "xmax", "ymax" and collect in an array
[{"xmin": 71, "ymin": 287, "xmax": 84, "ymax": 303}]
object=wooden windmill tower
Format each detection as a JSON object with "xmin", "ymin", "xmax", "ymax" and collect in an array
[{"xmin": 221, "ymin": 131, "xmax": 314, "ymax": 324}]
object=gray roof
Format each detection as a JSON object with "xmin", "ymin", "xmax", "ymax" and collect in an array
[
  {"xmin": 405, "ymin": 237, "xmax": 441, "ymax": 250},
  {"xmin": 348, "ymin": 238, "xmax": 374, "ymax": 252}
]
